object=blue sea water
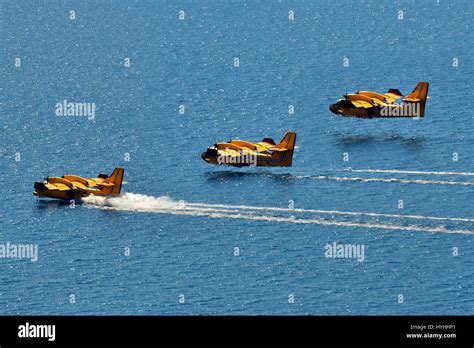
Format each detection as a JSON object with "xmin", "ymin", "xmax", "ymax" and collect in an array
[{"xmin": 1, "ymin": 0, "xmax": 473, "ymax": 315}]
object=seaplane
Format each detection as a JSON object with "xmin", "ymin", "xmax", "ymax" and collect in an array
[
  {"xmin": 202, "ymin": 131, "xmax": 297, "ymax": 167},
  {"xmin": 33, "ymin": 168, "xmax": 126, "ymax": 200},
  {"xmin": 330, "ymin": 81, "xmax": 429, "ymax": 118}
]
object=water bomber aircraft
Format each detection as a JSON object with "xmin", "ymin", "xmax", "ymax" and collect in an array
[
  {"xmin": 202, "ymin": 131, "xmax": 297, "ymax": 167},
  {"xmin": 34, "ymin": 168, "xmax": 126, "ymax": 200},
  {"xmin": 329, "ymin": 81, "xmax": 429, "ymax": 118}
]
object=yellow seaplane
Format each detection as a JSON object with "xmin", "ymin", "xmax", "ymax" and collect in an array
[
  {"xmin": 34, "ymin": 168, "xmax": 126, "ymax": 200},
  {"xmin": 330, "ymin": 81, "xmax": 429, "ymax": 118},
  {"xmin": 202, "ymin": 131, "xmax": 297, "ymax": 167}
]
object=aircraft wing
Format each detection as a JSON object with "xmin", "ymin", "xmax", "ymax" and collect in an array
[
  {"xmin": 46, "ymin": 177, "xmax": 76, "ymax": 190},
  {"xmin": 44, "ymin": 182, "xmax": 72, "ymax": 191},
  {"xmin": 217, "ymin": 147, "xmax": 253, "ymax": 156},
  {"xmin": 384, "ymin": 93, "xmax": 402, "ymax": 101},
  {"xmin": 345, "ymin": 94, "xmax": 377, "ymax": 108},
  {"xmin": 226, "ymin": 140, "xmax": 273, "ymax": 154},
  {"xmin": 85, "ymin": 177, "xmax": 128, "ymax": 185},
  {"xmin": 229, "ymin": 140, "xmax": 258, "ymax": 150},
  {"xmin": 355, "ymin": 89, "xmax": 402, "ymax": 104},
  {"xmin": 350, "ymin": 100, "xmax": 374, "ymax": 109}
]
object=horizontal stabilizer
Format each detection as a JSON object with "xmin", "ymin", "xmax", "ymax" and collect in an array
[
  {"xmin": 269, "ymin": 147, "xmax": 288, "ymax": 152},
  {"xmin": 262, "ymin": 138, "xmax": 276, "ymax": 145},
  {"xmin": 387, "ymin": 88, "xmax": 403, "ymax": 96}
]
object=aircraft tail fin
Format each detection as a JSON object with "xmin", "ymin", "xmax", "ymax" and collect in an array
[
  {"xmin": 100, "ymin": 168, "xmax": 124, "ymax": 195},
  {"xmin": 406, "ymin": 82, "xmax": 429, "ymax": 100},
  {"xmin": 276, "ymin": 131, "xmax": 297, "ymax": 151},
  {"xmin": 404, "ymin": 82, "xmax": 429, "ymax": 116},
  {"xmin": 271, "ymin": 132, "xmax": 297, "ymax": 166}
]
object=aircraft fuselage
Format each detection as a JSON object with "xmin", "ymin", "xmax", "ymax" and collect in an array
[{"xmin": 329, "ymin": 102, "xmax": 423, "ymax": 118}]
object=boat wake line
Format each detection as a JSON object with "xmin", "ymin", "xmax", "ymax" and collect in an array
[{"xmin": 82, "ymin": 193, "xmax": 474, "ymax": 235}]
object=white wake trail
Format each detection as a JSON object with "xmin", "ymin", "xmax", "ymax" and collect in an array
[
  {"xmin": 304, "ymin": 175, "xmax": 474, "ymax": 186},
  {"xmin": 186, "ymin": 202, "xmax": 474, "ymax": 223},
  {"xmin": 82, "ymin": 193, "xmax": 474, "ymax": 235},
  {"xmin": 343, "ymin": 168, "xmax": 474, "ymax": 176},
  {"xmin": 85, "ymin": 205, "xmax": 474, "ymax": 235}
]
